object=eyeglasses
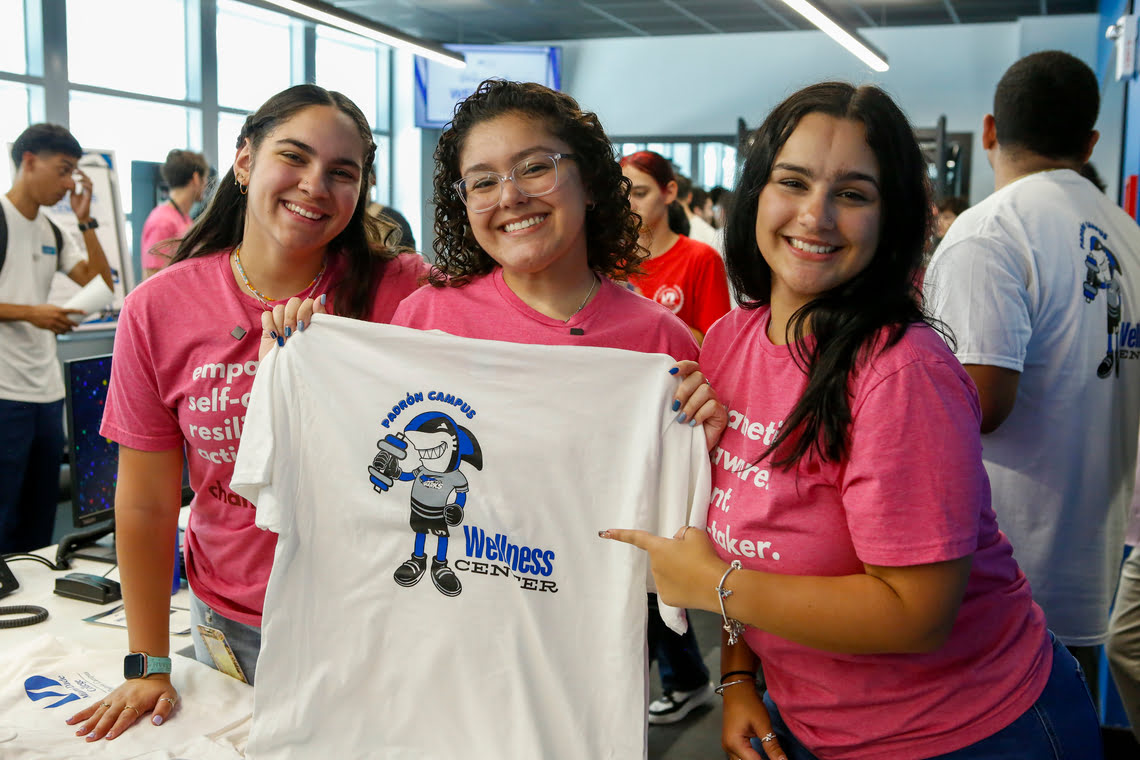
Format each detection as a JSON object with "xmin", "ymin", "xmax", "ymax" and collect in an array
[{"xmin": 453, "ymin": 153, "xmax": 577, "ymax": 213}]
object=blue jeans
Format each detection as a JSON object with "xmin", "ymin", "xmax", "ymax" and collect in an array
[
  {"xmin": 0, "ymin": 398, "xmax": 63, "ymax": 554},
  {"xmin": 648, "ymin": 593, "xmax": 710, "ymax": 692},
  {"xmin": 188, "ymin": 586, "xmax": 262, "ymax": 685},
  {"xmin": 754, "ymin": 634, "xmax": 1103, "ymax": 759}
]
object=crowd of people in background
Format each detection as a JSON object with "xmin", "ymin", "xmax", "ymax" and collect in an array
[{"xmin": 3, "ymin": 42, "xmax": 1140, "ymax": 760}]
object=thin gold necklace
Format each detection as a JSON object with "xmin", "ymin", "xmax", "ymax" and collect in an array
[
  {"xmin": 232, "ymin": 245, "xmax": 327, "ymax": 307},
  {"xmin": 563, "ymin": 274, "xmax": 598, "ymax": 323}
]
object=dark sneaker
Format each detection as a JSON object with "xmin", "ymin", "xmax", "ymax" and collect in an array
[
  {"xmin": 394, "ymin": 554, "xmax": 427, "ymax": 587},
  {"xmin": 648, "ymin": 682, "xmax": 714, "ymax": 725},
  {"xmin": 431, "ymin": 558, "xmax": 462, "ymax": 597},
  {"xmin": 1098, "ymin": 351, "xmax": 1115, "ymax": 378}
]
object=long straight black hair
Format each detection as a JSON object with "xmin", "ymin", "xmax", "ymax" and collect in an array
[
  {"xmin": 171, "ymin": 84, "xmax": 396, "ymax": 319},
  {"xmin": 725, "ymin": 82, "xmax": 939, "ymax": 468}
]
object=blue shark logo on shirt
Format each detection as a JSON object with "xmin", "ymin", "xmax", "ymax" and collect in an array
[{"xmin": 24, "ymin": 675, "xmax": 82, "ymax": 708}]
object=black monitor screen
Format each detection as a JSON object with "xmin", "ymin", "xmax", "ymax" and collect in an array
[{"xmin": 65, "ymin": 354, "xmax": 117, "ymax": 529}]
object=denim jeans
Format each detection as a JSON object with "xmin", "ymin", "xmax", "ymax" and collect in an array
[
  {"xmin": 753, "ymin": 633, "xmax": 1103, "ymax": 759},
  {"xmin": 188, "ymin": 585, "xmax": 262, "ymax": 686},
  {"xmin": 0, "ymin": 398, "xmax": 63, "ymax": 554},
  {"xmin": 648, "ymin": 593, "xmax": 710, "ymax": 693}
]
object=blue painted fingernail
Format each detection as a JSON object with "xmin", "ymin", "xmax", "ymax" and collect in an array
[
  {"xmin": 688, "ymin": 418, "xmax": 697, "ymax": 427},
  {"xmin": 320, "ymin": 293, "xmax": 327, "ymax": 305},
  {"xmin": 276, "ymin": 336, "xmax": 284, "ymax": 347},
  {"xmin": 270, "ymin": 330, "xmax": 278, "ymax": 340},
  {"xmin": 676, "ymin": 412, "xmax": 687, "ymax": 424},
  {"xmin": 668, "ymin": 367, "xmax": 679, "ymax": 375},
  {"xmin": 152, "ymin": 715, "xmax": 163, "ymax": 726},
  {"xmin": 86, "ymin": 732, "xmax": 96, "ymax": 739},
  {"xmin": 297, "ymin": 319, "xmax": 305, "ymax": 332},
  {"xmin": 671, "ymin": 399, "xmax": 680, "ymax": 412},
  {"xmin": 284, "ymin": 325, "xmax": 292, "ymax": 337}
]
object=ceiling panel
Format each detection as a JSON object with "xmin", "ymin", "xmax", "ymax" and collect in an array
[{"xmin": 328, "ymin": 0, "xmax": 1099, "ymax": 44}]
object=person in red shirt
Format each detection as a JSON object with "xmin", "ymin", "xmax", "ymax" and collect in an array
[{"xmin": 621, "ymin": 151, "xmax": 730, "ymax": 344}]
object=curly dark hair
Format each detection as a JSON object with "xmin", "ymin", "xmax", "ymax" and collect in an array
[
  {"xmin": 429, "ymin": 79, "xmax": 642, "ymax": 286},
  {"xmin": 171, "ymin": 84, "xmax": 397, "ymax": 319}
]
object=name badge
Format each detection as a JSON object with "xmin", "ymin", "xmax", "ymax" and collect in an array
[{"xmin": 41, "ymin": 245, "xmax": 57, "ymax": 256}]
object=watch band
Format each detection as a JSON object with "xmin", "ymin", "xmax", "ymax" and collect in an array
[
  {"xmin": 77, "ymin": 218, "xmax": 99, "ymax": 232},
  {"xmin": 124, "ymin": 652, "xmax": 172, "ymax": 679}
]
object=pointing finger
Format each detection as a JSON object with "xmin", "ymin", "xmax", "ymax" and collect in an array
[{"xmin": 598, "ymin": 528, "xmax": 662, "ymax": 551}]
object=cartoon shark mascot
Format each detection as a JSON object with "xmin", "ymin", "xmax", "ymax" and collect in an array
[{"xmin": 368, "ymin": 411, "xmax": 483, "ymax": 596}]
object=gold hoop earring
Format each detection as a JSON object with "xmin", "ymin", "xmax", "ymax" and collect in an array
[{"xmin": 235, "ymin": 177, "xmax": 248, "ymax": 195}]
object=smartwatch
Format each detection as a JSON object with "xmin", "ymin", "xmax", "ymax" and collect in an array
[
  {"xmin": 77, "ymin": 218, "xmax": 99, "ymax": 232},
  {"xmin": 124, "ymin": 652, "xmax": 172, "ymax": 679}
]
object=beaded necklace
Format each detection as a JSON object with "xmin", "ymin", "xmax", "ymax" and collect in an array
[{"xmin": 232, "ymin": 245, "xmax": 327, "ymax": 308}]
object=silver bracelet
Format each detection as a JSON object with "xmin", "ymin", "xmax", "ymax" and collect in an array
[
  {"xmin": 714, "ymin": 677, "xmax": 754, "ymax": 696},
  {"xmin": 717, "ymin": 560, "xmax": 746, "ymax": 645}
]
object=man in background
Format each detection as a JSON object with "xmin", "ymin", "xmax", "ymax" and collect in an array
[
  {"xmin": 140, "ymin": 148, "xmax": 209, "ymax": 279},
  {"xmin": 926, "ymin": 51, "xmax": 1140, "ymax": 700},
  {"xmin": 675, "ymin": 174, "xmax": 721, "ymax": 253},
  {"xmin": 0, "ymin": 123, "xmax": 113, "ymax": 553}
]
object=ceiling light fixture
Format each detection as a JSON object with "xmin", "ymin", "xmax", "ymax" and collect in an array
[
  {"xmin": 776, "ymin": 0, "xmax": 889, "ymax": 72},
  {"xmin": 257, "ymin": 0, "xmax": 467, "ymax": 69}
]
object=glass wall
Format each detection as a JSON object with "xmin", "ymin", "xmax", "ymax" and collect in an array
[
  {"xmin": 0, "ymin": 0, "xmax": 27, "ymax": 76},
  {"xmin": 618, "ymin": 138, "xmax": 737, "ymax": 190},
  {"xmin": 0, "ymin": 0, "xmax": 395, "ymax": 272},
  {"xmin": 67, "ymin": 0, "xmax": 188, "ymax": 99},
  {"xmin": 217, "ymin": 0, "xmax": 298, "ymax": 111}
]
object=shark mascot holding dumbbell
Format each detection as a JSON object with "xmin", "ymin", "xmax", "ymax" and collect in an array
[{"xmin": 368, "ymin": 411, "xmax": 483, "ymax": 597}]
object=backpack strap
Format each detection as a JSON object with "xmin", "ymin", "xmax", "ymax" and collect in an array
[
  {"xmin": 47, "ymin": 217, "xmax": 64, "ymax": 272},
  {"xmin": 0, "ymin": 206, "xmax": 66, "ymax": 275},
  {"xmin": 0, "ymin": 203, "xmax": 6, "ymax": 276}
]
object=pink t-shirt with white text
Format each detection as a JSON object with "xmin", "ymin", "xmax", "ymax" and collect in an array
[
  {"xmin": 101, "ymin": 250, "xmax": 426, "ymax": 626},
  {"xmin": 392, "ymin": 267, "xmax": 699, "ymax": 360},
  {"xmin": 700, "ymin": 307, "xmax": 1050, "ymax": 760},
  {"xmin": 140, "ymin": 202, "xmax": 192, "ymax": 271}
]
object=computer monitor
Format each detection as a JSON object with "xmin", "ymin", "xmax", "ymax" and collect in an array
[{"xmin": 58, "ymin": 353, "xmax": 117, "ymax": 564}]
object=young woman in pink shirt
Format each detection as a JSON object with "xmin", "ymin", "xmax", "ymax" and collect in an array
[
  {"xmin": 396, "ymin": 79, "xmax": 712, "ymax": 724},
  {"xmin": 66, "ymin": 84, "xmax": 425, "ymax": 743},
  {"xmin": 605, "ymin": 83, "xmax": 1100, "ymax": 760}
]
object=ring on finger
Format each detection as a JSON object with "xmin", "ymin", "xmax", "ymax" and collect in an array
[
  {"xmin": 123, "ymin": 704, "xmax": 139, "ymax": 716},
  {"xmin": 760, "ymin": 731, "xmax": 777, "ymax": 743},
  {"xmin": 100, "ymin": 701, "xmax": 111, "ymax": 708},
  {"xmin": 160, "ymin": 697, "xmax": 177, "ymax": 707}
]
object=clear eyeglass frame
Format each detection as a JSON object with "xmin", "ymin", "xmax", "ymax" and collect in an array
[{"xmin": 453, "ymin": 153, "xmax": 577, "ymax": 213}]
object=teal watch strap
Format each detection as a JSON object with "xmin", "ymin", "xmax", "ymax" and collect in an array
[{"xmin": 147, "ymin": 655, "xmax": 172, "ymax": 676}]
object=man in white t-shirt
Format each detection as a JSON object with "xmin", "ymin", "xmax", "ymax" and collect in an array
[
  {"xmin": 0, "ymin": 124, "xmax": 113, "ymax": 553},
  {"xmin": 925, "ymin": 51, "xmax": 1140, "ymax": 697},
  {"xmin": 676, "ymin": 174, "xmax": 722, "ymax": 254}
]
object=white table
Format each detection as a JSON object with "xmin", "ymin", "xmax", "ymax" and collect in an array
[{"xmin": 1, "ymin": 546, "xmax": 192, "ymax": 652}]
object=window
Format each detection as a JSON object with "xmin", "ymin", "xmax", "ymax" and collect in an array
[
  {"xmin": 373, "ymin": 134, "xmax": 390, "ymax": 205},
  {"xmin": 0, "ymin": 0, "xmax": 26, "ymax": 75},
  {"xmin": 701, "ymin": 143, "xmax": 737, "ymax": 190},
  {"xmin": 217, "ymin": 110, "xmax": 249, "ymax": 174},
  {"xmin": 619, "ymin": 140, "xmax": 734, "ymax": 189},
  {"xmin": 69, "ymin": 92, "xmax": 199, "ymax": 216},
  {"xmin": 316, "ymin": 26, "xmax": 381, "ymax": 130},
  {"xmin": 216, "ymin": 0, "xmax": 297, "ymax": 111},
  {"xmin": 0, "ymin": 82, "xmax": 43, "ymax": 190},
  {"xmin": 67, "ymin": 0, "xmax": 187, "ymax": 99}
]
